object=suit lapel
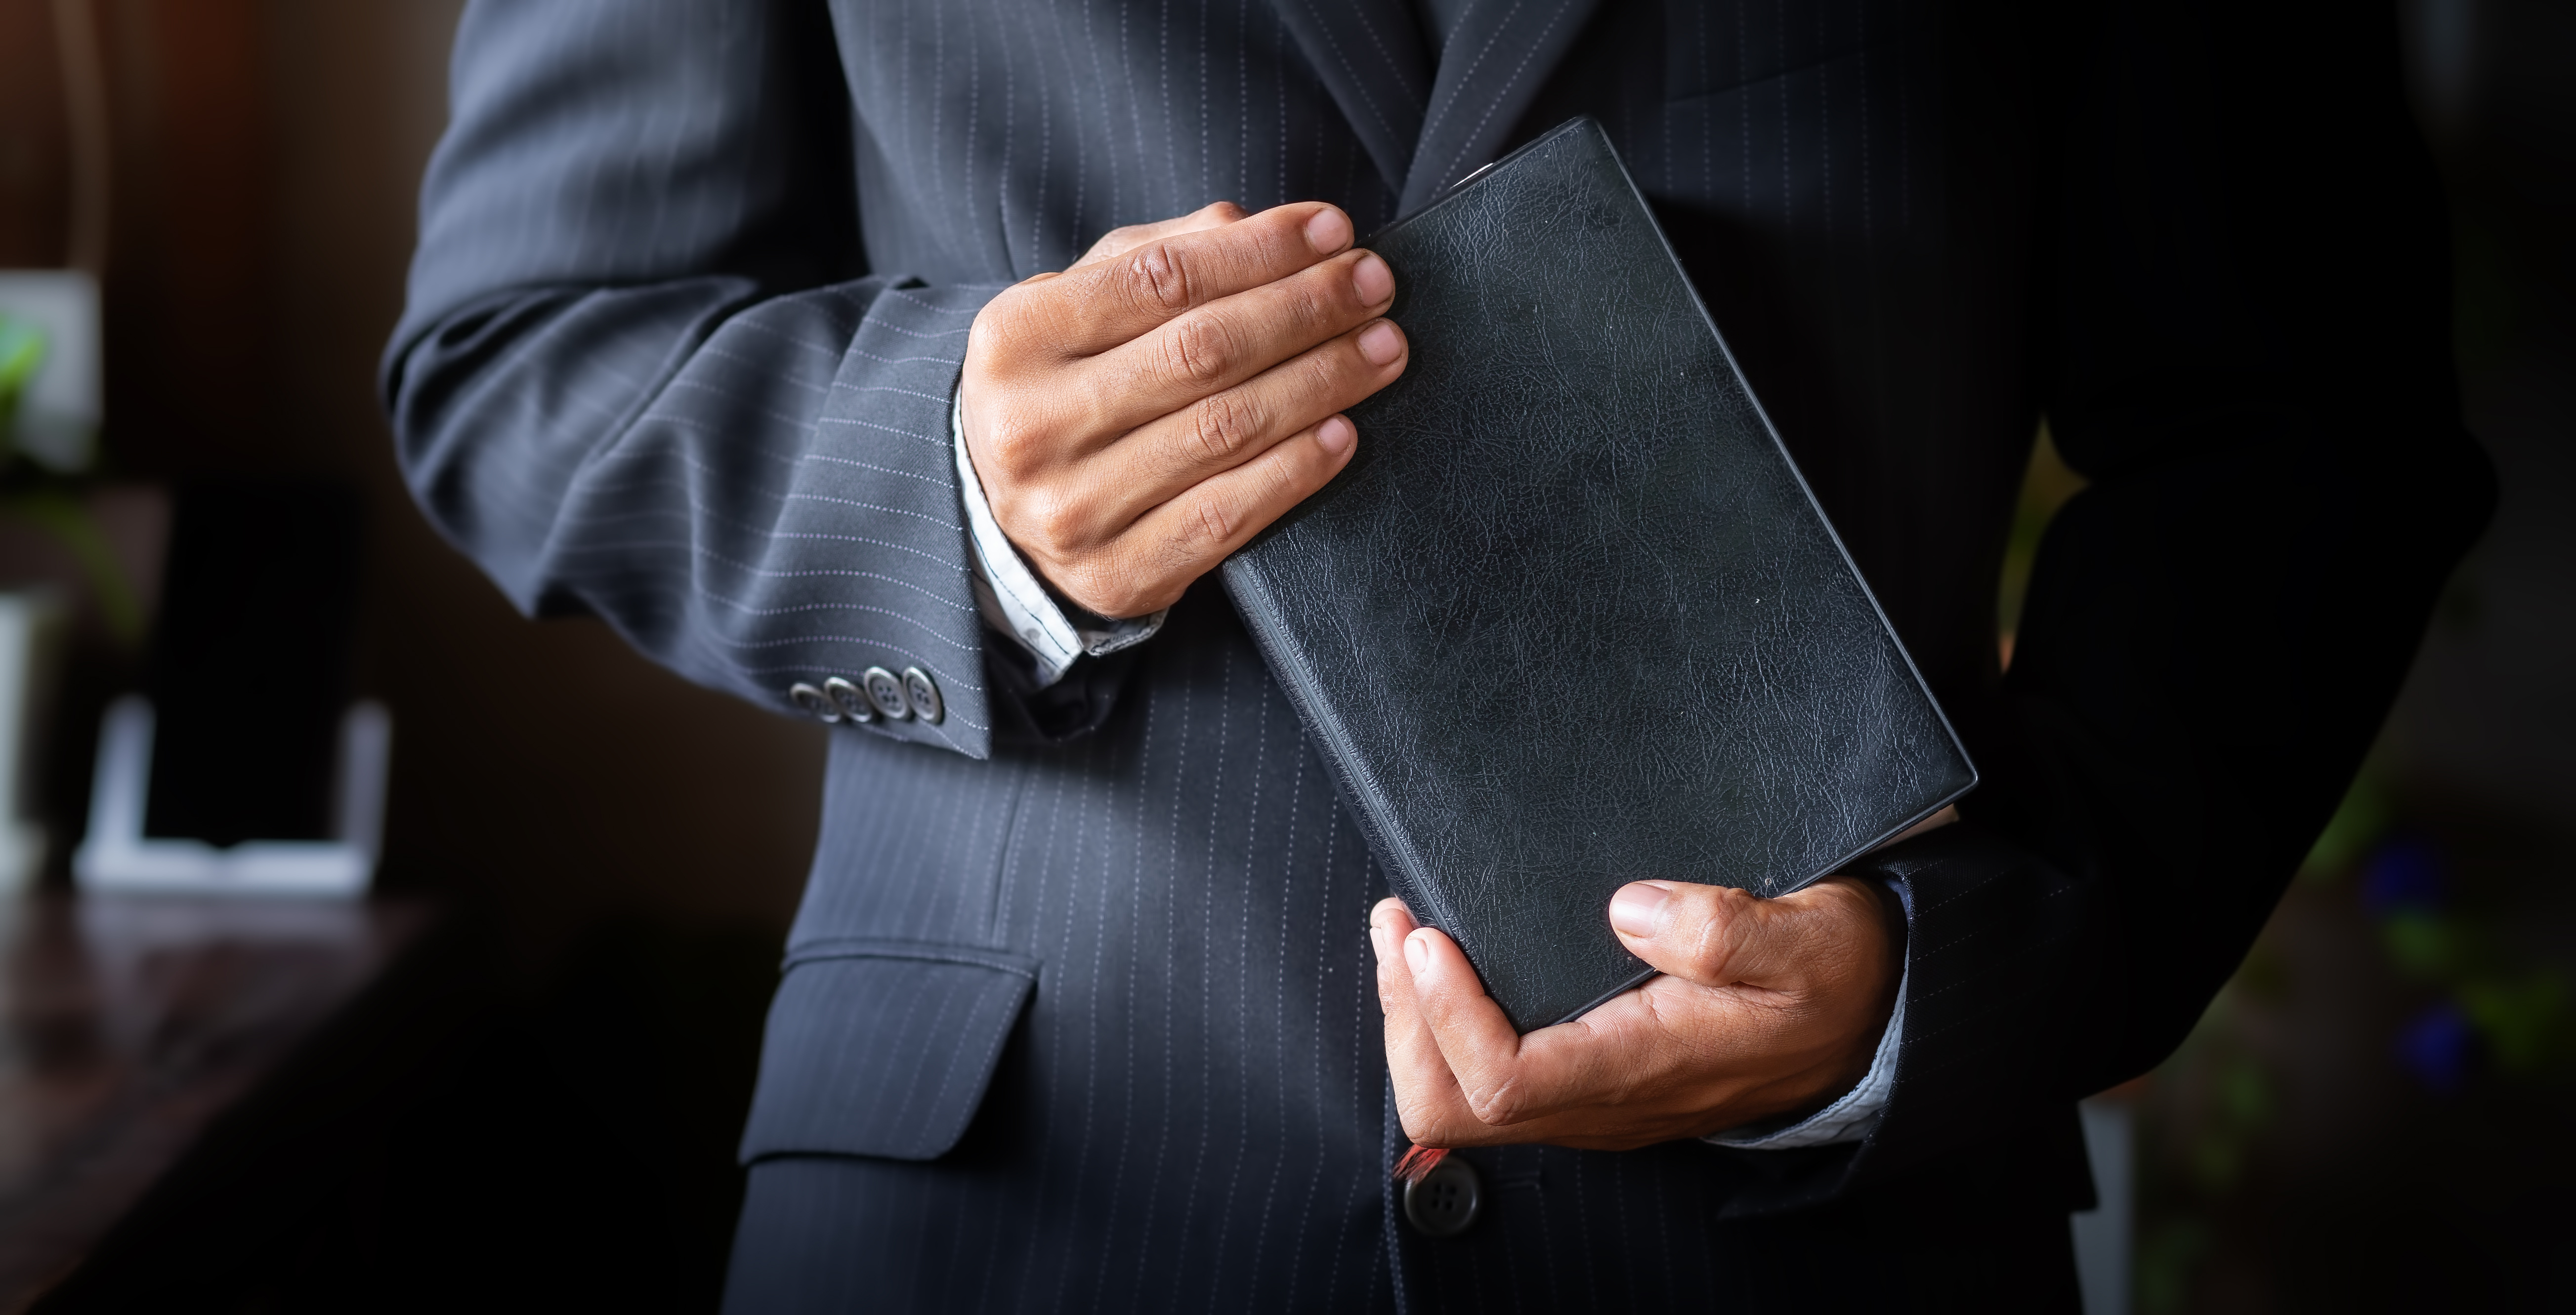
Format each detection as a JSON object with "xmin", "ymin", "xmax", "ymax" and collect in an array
[
  {"xmin": 1398, "ymin": 0, "xmax": 1599, "ymax": 212},
  {"xmin": 1271, "ymin": 0, "xmax": 1600, "ymax": 212},
  {"xmin": 1269, "ymin": 0, "xmax": 1434, "ymax": 197}
]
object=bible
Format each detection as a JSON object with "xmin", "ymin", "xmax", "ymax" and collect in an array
[{"xmin": 1221, "ymin": 117, "xmax": 1976, "ymax": 1032}]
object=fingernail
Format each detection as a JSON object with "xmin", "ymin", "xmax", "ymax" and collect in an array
[
  {"xmin": 1608, "ymin": 883, "xmax": 1671, "ymax": 938},
  {"xmin": 1356, "ymin": 320, "xmax": 1403, "ymax": 366},
  {"xmin": 1369, "ymin": 920, "xmax": 1389, "ymax": 961},
  {"xmin": 1305, "ymin": 207, "xmax": 1352, "ymax": 254},
  {"xmin": 1316, "ymin": 415, "xmax": 1356, "ymax": 455},
  {"xmin": 1404, "ymin": 929, "xmax": 1431, "ymax": 974},
  {"xmin": 1351, "ymin": 252, "xmax": 1394, "ymax": 304}
]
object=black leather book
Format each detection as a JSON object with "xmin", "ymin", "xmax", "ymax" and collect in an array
[{"xmin": 1220, "ymin": 118, "xmax": 1976, "ymax": 1032}]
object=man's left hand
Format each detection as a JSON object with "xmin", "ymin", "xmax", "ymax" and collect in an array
[{"xmin": 1370, "ymin": 872, "xmax": 1902, "ymax": 1151}]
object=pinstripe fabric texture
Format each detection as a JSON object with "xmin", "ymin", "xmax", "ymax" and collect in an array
[
  {"xmin": 389, "ymin": 0, "xmax": 998, "ymax": 754},
  {"xmin": 389, "ymin": 0, "xmax": 2477, "ymax": 1308},
  {"xmin": 721, "ymin": 592, "xmax": 2090, "ymax": 1313},
  {"xmin": 386, "ymin": 0, "xmax": 2019, "ymax": 770},
  {"xmin": 730, "ymin": 593, "xmax": 1405, "ymax": 1312},
  {"xmin": 385, "ymin": 0, "xmax": 2071, "ymax": 1308}
]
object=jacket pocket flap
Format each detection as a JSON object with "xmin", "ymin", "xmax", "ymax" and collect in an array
[{"xmin": 738, "ymin": 940, "xmax": 1038, "ymax": 1163}]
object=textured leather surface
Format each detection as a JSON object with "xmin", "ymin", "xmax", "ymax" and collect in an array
[
  {"xmin": 738, "ymin": 940, "xmax": 1039, "ymax": 1162},
  {"xmin": 1223, "ymin": 119, "xmax": 1975, "ymax": 1032}
]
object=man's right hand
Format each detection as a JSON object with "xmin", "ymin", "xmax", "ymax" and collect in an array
[{"xmin": 958, "ymin": 202, "xmax": 1408, "ymax": 620}]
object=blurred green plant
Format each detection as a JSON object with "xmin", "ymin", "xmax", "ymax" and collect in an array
[
  {"xmin": 2302, "ymin": 770, "xmax": 2576, "ymax": 1084},
  {"xmin": 2135, "ymin": 770, "xmax": 2576, "ymax": 1310},
  {"xmin": 0, "ymin": 311, "xmax": 142, "ymax": 647},
  {"xmin": 1996, "ymin": 422, "xmax": 2088, "ymax": 654},
  {"xmin": 2461, "ymin": 971, "xmax": 2570, "ymax": 1073},
  {"xmin": 0, "ymin": 316, "xmax": 44, "ymax": 432}
]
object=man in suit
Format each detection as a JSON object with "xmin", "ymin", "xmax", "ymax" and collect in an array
[{"xmin": 387, "ymin": 0, "xmax": 2490, "ymax": 1308}]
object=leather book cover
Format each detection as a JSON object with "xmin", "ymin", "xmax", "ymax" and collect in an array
[{"xmin": 1221, "ymin": 117, "xmax": 1976, "ymax": 1032}]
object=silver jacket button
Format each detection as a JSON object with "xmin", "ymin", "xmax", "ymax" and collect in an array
[
  {"xmin": 901, "ymin": 667, "xmax": 943, "ymax": 725},
  {"xmin": 822, "ymin": 676, "xmax": 876, "ymax": 722},
  {"xmin": 860, "ymin": 666, "xmax": 912, "ymax": 720},
  {"xmin": 787, "ymin": 682, "xmax": 841, "ymax": 724}
]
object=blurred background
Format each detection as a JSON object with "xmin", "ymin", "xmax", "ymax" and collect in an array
[
  {"xmin": 0, "ymin": 2, "xmax": 818, "ymax": 1309},
  {"xmin": 0, "ymin": 0, "xmax": 2565, "ymax": 1311},
  {"xmin": 2111, "ymin": 0, "xmax": 2575, "ymax": 1305}
]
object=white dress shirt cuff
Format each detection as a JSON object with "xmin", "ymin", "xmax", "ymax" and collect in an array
[
  {"xmin": 1704, "ymin": 963, "xmax": 1905, "ymax": 1150},
  {"xmin": 953, "ymin": 389, "xmax": 1168, "ymax": 688}
]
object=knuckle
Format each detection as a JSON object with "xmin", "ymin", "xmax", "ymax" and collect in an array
[
  {"xmin": 1683, "ymin": 891, "xmax": 1750, "ymax": 976},
  {"xmin": 1464, "ymin": 1080, "xmax": 1526, "ymax": 1127},
  {"xmin": 1162, "ymin": 315, "xmax": 1236, "ymax": 388},
  {"xmin": 1184, "ymin": 494, "xmax": 1237, "ymax": 550},
  {"xmin": 1287, "ymin": 274, "xmax": 1337, "ymax": 329},
  {"xmin": 966, "ymin": 318, "xmax": 1018, "ymax": 373},
  {"xmin": 1015, "ymin": 487, "xmax": 1086, "ymax": 553},
  {"xmin": 1686, "ymin": 949, "xmax": 1729, "ymax": 985},
  {"xmin": 965, "ymin": 306, "xmax": 1005, "ymax": 359},
  {"xmin": 1122, "ymin": 243, "xmax": 1195, "ymax": 315},
  {"xmin": 1187, "ymin": 391, "xmax": 1264, "ymax": 463},
  {"xmin": 1684, "ymin": 921, "xmax": 1731, "ymax": 980},
  {"xmin": 977, "ymin": 282, "xmax": 1030, "ymax": 326},
  {"xmin": 980, "ymin": 411, "xmax": 1050, "ymax": 478},
  {"xmin": 1307, "ymin": 339, "xmax": 1359, "ymax": 393},
  {"xmin": 979, "ymin": 286, "xmax": 1055, "ymax": 353}
]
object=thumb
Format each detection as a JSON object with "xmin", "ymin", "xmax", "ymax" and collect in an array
[{"xmin": 1606, "ymin": 880, "xmax": 1817, "ymax": 990}]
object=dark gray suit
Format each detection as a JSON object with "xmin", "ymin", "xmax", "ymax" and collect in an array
[{"xmin": 387, "ymin": 0, "xmax": 2489, "ymax": 1308}]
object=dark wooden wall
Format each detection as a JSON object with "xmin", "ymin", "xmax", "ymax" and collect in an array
[{"xmin": 0, "ymin": 1, "xmax": 74, "ymax": 266}]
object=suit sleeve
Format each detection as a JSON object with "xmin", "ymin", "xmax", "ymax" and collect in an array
[{"xmin": 382, "ymin": 0, "xmax": 1003, "ymax": 757}]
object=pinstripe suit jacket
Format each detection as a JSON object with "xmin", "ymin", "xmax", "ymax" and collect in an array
[{"xmin": 387, "ymin": 0, "xmax": 2488, "ymax": 1309}]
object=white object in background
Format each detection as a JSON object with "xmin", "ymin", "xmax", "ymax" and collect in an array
[
  {"xmin": 73, "ymin": 696, "xmax": 391, "ymax": 897},
  {"xmin": 0, "ymin": 592, "xmax": 64, "ymax": 891},
  {"xmin": 0, "ymin": 270, "xmax": 102, "ymax": 472},
  {"xmin": 2070, "ymin": 1097, "xmax": 2134, "ymax": 1315}
]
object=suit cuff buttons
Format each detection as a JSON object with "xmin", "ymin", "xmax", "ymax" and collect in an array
[{"xmin": 788, "ymin": 665, "xmax": 943, "ymax": 727}]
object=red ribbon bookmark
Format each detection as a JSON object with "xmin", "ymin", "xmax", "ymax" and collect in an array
[{"xmin": 1393, "ymin": 1145, "xmax": 1450, "ymax": 1185}]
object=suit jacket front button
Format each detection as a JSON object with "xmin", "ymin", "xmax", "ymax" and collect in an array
[
  {"xmin": 901, "ymin": 667, "xmax": 943, "ymax": 724},
  {"xmin": 787, "ymin": 682, "xmax": 841, "ymax": 724},
  {"xmin": 860, "ymin": 666, "xmax": 912, "ymax": 720},
  {"xmin": 822, "ymin": 676, "xmax": 876, "ymax": 723},
  {"xmin": 1402, "ymin": 1155, "xmax": 1481, "ymax": 1238}
]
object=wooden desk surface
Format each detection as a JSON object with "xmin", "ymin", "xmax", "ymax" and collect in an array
[{"xmin": 0, "ymin": 895, "xmax": 432, "ymax": 1311}]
